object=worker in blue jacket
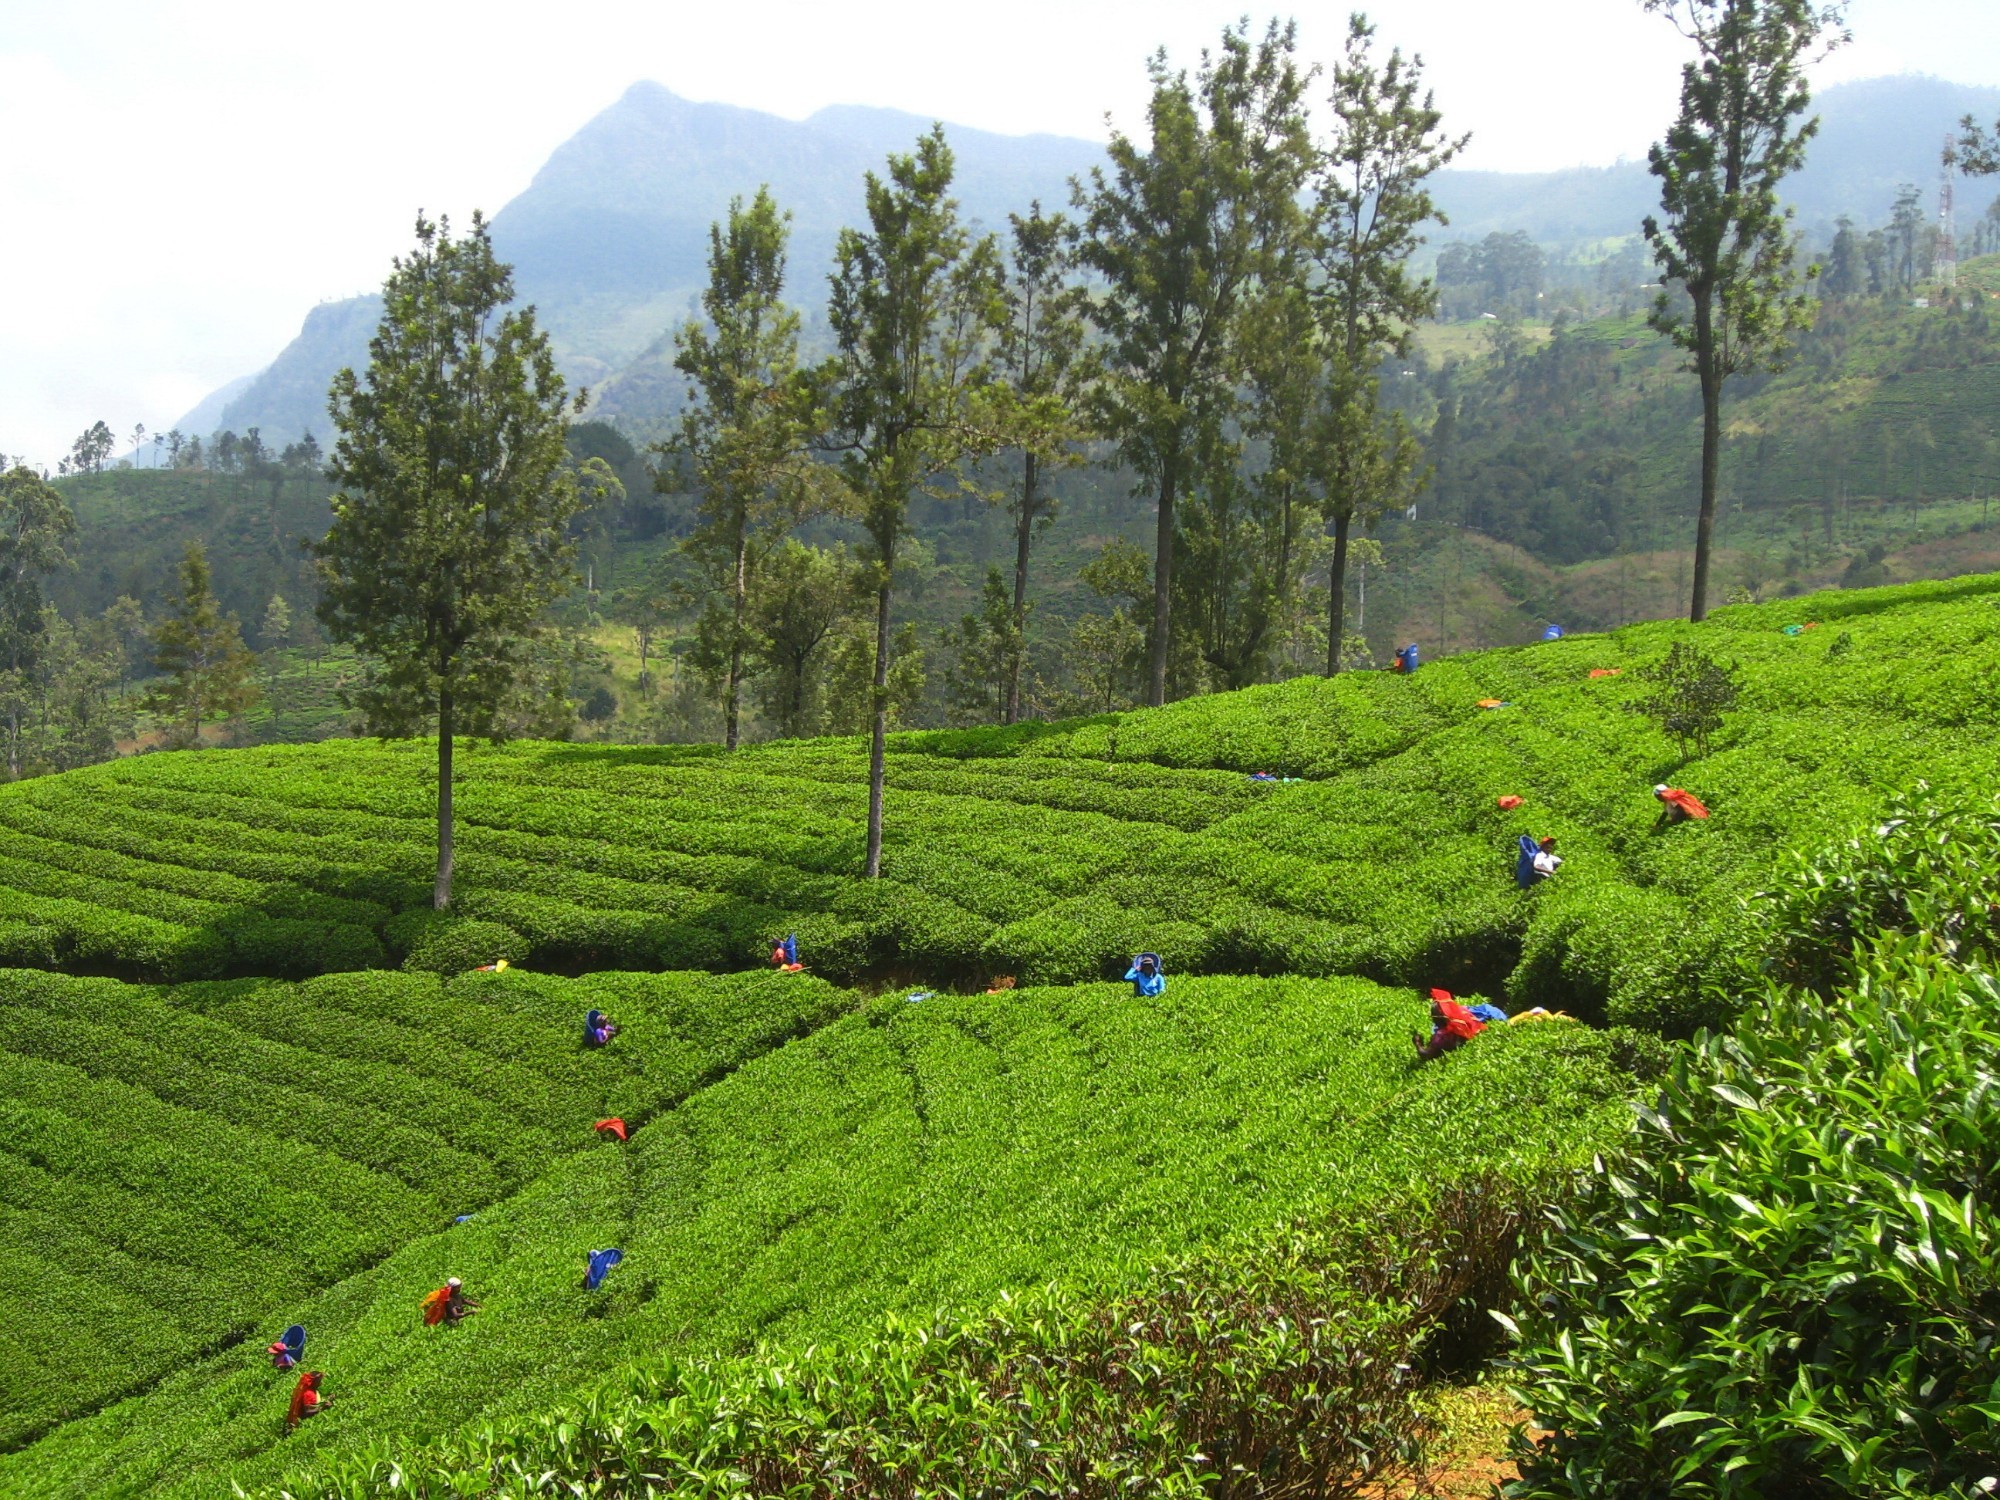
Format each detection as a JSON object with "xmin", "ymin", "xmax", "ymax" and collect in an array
[{"xmin": 1124, "ymin": 953, "xmax": 1166, "ymax": 997}]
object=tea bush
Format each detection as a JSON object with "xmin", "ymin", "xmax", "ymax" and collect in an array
[{"xmin": 1505, "ymin": 786, "xmax": 2000, "ymax": 1498}]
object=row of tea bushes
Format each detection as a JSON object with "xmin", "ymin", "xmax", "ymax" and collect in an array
[
  {"xmin": 1, "ymin": 575, "xmax": 1995, "ymax": 1025},
  {"xmin": 0, "ymin": 965, "xmax": 851, "ymax": 1449},
  {"xmin": 0, "ymin": 975, "xmax": 1647, "ymax": 1499}
]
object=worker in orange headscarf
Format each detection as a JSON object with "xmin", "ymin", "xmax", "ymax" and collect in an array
[
  {"xmin": 1413, "ymin": 990, "xmax": 1487, "ymax": 1061},
  {"xmin": 1653, "ymin": 784, "xmax": 1711, "ymax": 827},
  {"xmin": 286, "ymin": 1370, "xmax": 326, "ymax": 1431},
  {"xmin": 421, "ymin": 1277, "xmax": 478, "ymax": 1327}
]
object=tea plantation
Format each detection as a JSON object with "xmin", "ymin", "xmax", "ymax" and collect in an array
[
  {"xmin": 0, "ymin": 974, "xmax": 1638, "ymax": 1498},
  {"xmin": 5, "ymin": 576, "xmax": 1999, "ymax": 1034},
  {"xmin": 3, "ymin": 574, "xmax": 1999, "ymax": 1498}
]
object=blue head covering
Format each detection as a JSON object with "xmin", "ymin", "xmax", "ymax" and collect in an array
[
  {"xmin": 584, "ymin": 1248, "xmax": 624, "ymax": 1290},
  {"xmin": 1515, "ymin": 833, "xmax": 1540, "ymax": 889}
]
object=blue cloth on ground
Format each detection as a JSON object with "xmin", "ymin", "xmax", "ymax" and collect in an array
[
  {"xmin": 584, "ymin": 1248, "xmax": 624, "ymax": 1291},
  {"xmin": 1468, "ymin": 1002, "xmax": 1509, "ymax": 1023}
]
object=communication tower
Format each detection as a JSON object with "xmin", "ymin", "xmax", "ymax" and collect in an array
[{"xmin": 1939, "ymin": 133, "xmax": 1958, "ymax": 292}]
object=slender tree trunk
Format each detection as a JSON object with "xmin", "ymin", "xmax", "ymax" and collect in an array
[
  {"xmin": 1357, "ymin": 558, "xmax": 1366, "ymax": 635},
  {"xmin": 434, "ymin": 685, "xmax": 455, "ymax": 909},
  {"xmin": 1691, "ymin": 292, "xmax": 1721, "ymax": 623},
  {"xmin": 726, "ymin": 527, "xmax": 747, "ymax": 751},
  {"xmin": 1006, "ymin": 453, "xmax": 1035, "ymax": 725},
  {"xmin": 1325, "ymin": 511, "xmax": 1352, "ymax": 676},
  {"xmin": 1148, "ymin": 457, "xmax": 1176, "ymax": 707},
  {"xmin": 865, "ymin": 582, "xmax": 892, "ymax": 879}
]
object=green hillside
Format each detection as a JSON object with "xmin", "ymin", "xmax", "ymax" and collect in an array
[
  {"xmin": 7, "ymin": 574, "xmax": 1999, "ymax": 1033},
  {"xmin": 0, "ymin": 972, "xmax": 1637, "ymax": 1499},
  {"xmin": 0, "ymin": 967, "xmax": 845, "ymax": 1449},
  {"xmin": 5, "ymin": 574, "xmax": 2000, "ymax": 1497}
]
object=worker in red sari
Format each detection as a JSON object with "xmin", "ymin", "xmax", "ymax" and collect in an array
[
  {"xmin": 1413, "ymin": 989, "xmax": 1487, "ymax": 1061},
  {"xmin": 286, "ymin": 1371, "xmax": 326, "ymax": 1431},
  {"xmin": 1653, "ymin": 784, "xmax": 1711, "ymax": 827},
  {"xmin": 421, "ymin": 1277, "xmax": 478, "ymax": 1326}
]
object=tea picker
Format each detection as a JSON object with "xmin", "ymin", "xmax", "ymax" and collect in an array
[
  {"xmin": 1124, "ymin": 953, "xmax": 1166, "ymax": 998},
  {"xmin": 770, "ymin": 933, "xmax": 804, "ymax": 972},
  {"xmin": 267, "ymin": 1323, "xmax": 306, "ymax": 1370},
  {"xmin": 581, "ymin": 1248, "xmax": 624, "ymax": 1291},
  {"xmin": 1389, "ymin": 642, "xmax": 1420, "ymax": 674},
  {"xmin": 1413, "ymin": 991, "xmax": 1487, "ymax": 1061},
  {"xmin": 1653, "ymin": 784, "xmax": 1710, "ymax": 826},
  {"xmin": 286, "ymin": 1370, "xmax": 326, "ymax": 1431},
  {"xmin": 1515, "ymin": 833, "xmax": 1561, "ymax": 888},
  {"xmin": 421, "ymin": 1277, "xmax": 479, "ymax": 1326},
  {"xmin": 582, "ymin": 1009, "xmax": 620, "ymax": 1048}
]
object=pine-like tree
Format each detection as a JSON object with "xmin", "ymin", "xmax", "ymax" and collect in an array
[
  {"xmin": 315, "ymin": 213, "xmax": 582, "ymax": 908},
  {"xmin": 1640, "ymin": 0, "xmax": 1845, "ymax": 621},
  {"xmin": 149, "ymin": 542, "xmax": 259, "ymax": 746}
]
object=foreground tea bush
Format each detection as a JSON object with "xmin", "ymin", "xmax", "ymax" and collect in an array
[
  {"xmin": 1505, "ymin": 792, "xmax": 2000, "ymax": 1498},
  {"xmin": 292, "ymin": 1176, "xmax": 1549, "ymax": 1500}
]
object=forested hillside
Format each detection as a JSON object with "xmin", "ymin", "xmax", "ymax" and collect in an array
[{"xmin": 21, "ymin": 255, "xmax": 1999, "ymax": 770}]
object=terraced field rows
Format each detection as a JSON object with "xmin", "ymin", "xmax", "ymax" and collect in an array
[
  {"xmin": 4, "ymin": 577, "xmax": 1996, "ymax": 1031},
  {"xmin": 0, "ymin": 967, "xmax": 849, "ymax": 1448},
  {"xmin": 0, "ymin": 973, "xmax": 1639, "ymax": 1499}
]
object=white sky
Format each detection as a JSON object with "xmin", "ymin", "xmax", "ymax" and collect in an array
[{"xmin": 2, "ymin": 0, "xmax": 1994, "ymax": 472}]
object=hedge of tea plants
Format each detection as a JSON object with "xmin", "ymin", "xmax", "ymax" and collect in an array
[
  {"xmin": 1504, "ymin": 791, "xmax": 2000, "ymax": 1497},
  {"xmin": 3, "ymin": 575, "xmax": 1995, "ymax": 1032},
  {"xmin": 0, "ymin": 974, "xmax": 1643, "ymax": 1499},
  {"xmin": 0, "ymin": 965, "xmax": 849, "ymax": 1450}
]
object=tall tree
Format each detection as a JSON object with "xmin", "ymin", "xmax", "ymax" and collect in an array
[
  {"xmin": 1076, "ymin": 19, "xmax": 1311, "ymax": 705},
  {"xmin": 1640, "ymin": 0, "xmax": 1845, "ymax": 621},
  {"xmin": 0, "ymin": 466, "xmax": 77, "ymax": 779},
  {"xmin": 670, "ymin": 187, "xmax": 818, "ymax": 750},
  {"xmin": 1886, "ymin": 183, "xmax": 1925, "ymax": 290},
  {"xmin": 749, "ymin": 540, "xmax": 853, "ymax": 739},
  {"xmin": 1306, "ymin": 12, "xmax": 1462, "ymax": 673},
  {"xmin": 941, "ymin": 567, "xmax": 1020, "ymax": 725},
  {"xmin": 149, "ymin": 542, "xmax": 259, "ymax": 746},
  {"xmin": 260, "ymin": 592, "xmax": 293, "ymax": 734},
  {"xmin": 315, "ymin": 213, "xmax": 582, "ymax": 909},
  {"xmin": 69, "ymin": 421, "xmax": 114, "ymax": 475},
  {"xmin": 825, "ymin": 127, "xmax": 1000, "ymax": 877},
  {"xmin": 992, "ymin": 203, "xmax": 1088, "ymax": 722}
]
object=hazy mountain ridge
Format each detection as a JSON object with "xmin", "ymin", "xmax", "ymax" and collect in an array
[{"xmin": 193, "ymin": 73, "xmax": 2000, "ymax": 446}]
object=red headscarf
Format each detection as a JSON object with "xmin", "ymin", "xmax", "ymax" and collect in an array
[
  {"xmin": 594, "ymin": 1117, "xmax": 628, "ymax": 1142},
  {"xmin": 1661, "ymin": 787, "xmax": 1710, "ymax": 819},
  {"xmin": 287, "ymin": 1371, "xmax": 322, "ymax": 1430},
  {"xmin": 1429, "ymin": 990, "xmax": 1486, "ymax": 1042}
]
